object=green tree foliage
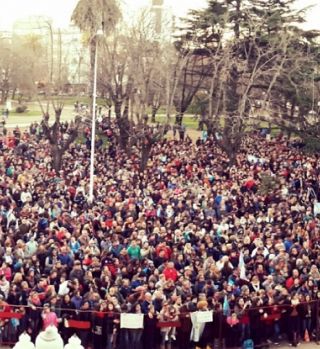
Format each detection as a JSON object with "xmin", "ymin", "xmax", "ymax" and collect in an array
[
  {"xmin": 71, "ymin": 0, "xmax": 121, "ymax": 108},
  {"xmin": 71, "ymin": 0, "xmax": 121, "ymax": 35},
  {"xmin": 179, "ymin": 0, "xmax": 320, "ymax": 162}
]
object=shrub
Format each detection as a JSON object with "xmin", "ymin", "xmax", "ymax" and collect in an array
[
  {"xmin": 302, "ymin": 137, "xmax": 320, "ymax": 154},
  {"xmin": 15, "ymin": 105, "xmax": 28, "ymax": 113}
]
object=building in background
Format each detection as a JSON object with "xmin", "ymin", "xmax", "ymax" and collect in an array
[
  {"xmin": 150, "ymin": 0, "xmax": 176, "ymax": 40},
  {"xmin": 11, "ymin": 16, "xmax": 89, "ymax": 93},
  {"xmin": 151, "ymin": 0, "xmax": 164, "ymax": 35},
  {"xmin": 53, "ymin": 25, "xmax": 89, "ymax": 94},
  {"xmin": 12, "ymin": 15, "xmax": 53, "ymax": 38}
]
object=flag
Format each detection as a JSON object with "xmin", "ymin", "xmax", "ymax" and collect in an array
[
  {"xmin": 239, "ymin": 250, "xmax": 247, "ymax": 280},
  {"xmin": 66, "ymin": 319, "xmax": 91, "ymax": 329},
  {"xmin": 223, "ymin": 295, "xmax": 230, "ymax": 316}
]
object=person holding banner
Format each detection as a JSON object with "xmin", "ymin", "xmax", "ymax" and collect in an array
[
  {"xmin": 158, "ymin": 303, "xmax": 180, "ymax": 346},
  {"xmin": 225, "ymin": 312, "xmax": 241, "ymax": 348},
  {"xmin": 143, "ymin": 305, "xmax": 158, "ymax": 349},
  {"xmin": 234, "ymin": 297, "xmax": 251, "ymax": 343},
  {"xmin": 195, "ymin": 300, "xmax": 213, "ymax": 349},
  {"xmin": 124, "ymin": 303, "xmax": 144, "ymax": 349},
  {"xmin": 92, "ymin": 302, "xmax": 106, "ymax": 349},
  {"xmin": 105, "ymin": 302, "xmax": 119, "ymax": 349},
  {"xmin": 75, "ymin": 300, "xmax": 92, "ymax": 348},
  {"xmin": 177, "ymin": 302, "xmax": 194, "ymax": 349}
]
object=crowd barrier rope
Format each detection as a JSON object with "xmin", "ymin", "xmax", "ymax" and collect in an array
[{"xmin": 0, "ymin": 299, "xmax": 319, "ymax": 347}]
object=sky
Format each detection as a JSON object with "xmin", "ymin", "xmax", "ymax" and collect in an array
[{"xmin": 0, "ymin": 0, "xmax": 319, "ymax": 31}]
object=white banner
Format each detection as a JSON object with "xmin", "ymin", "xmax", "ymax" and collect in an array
[
  {"xmin": 314, "ymin": 202, "xmax": 320, "ymax": 216},
  {"xmin": 195, "ymin": 311, "xmax": 213, "ymax": 323},
  {"xmin": 120, "ymin": 313, "xmax": 144, "ymax": 329}
]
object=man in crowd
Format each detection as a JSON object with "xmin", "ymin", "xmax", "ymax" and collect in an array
[{"xmin": 0, "ymin": 120, "xmax": 319, "ymax": 348}]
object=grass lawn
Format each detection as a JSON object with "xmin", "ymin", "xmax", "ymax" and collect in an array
[
  {"xmin": 51, "ymin": 96, "xmax": 106, "ymax": 106},
  {"xmin": 153, "ymin": 114, "xmax": 199, "ymax": 129},
  {"xmin": 3, "ymin": 95, "xmax": 282, "ymax": 137},
  {"xmin": 4, "ymin": 106, "xmax": 75, "ymax": 126},
  {"xmin": 9, "ymin": 110, "xmax": 43, "ymax": 117},
  {"xmin": 153, "ymin": 114, "xmax": 281, "ymax": 135}
]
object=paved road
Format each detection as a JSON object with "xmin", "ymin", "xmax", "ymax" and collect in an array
[{"xmin": 4, "ymin": 111, "xmax": 76, "ymax": 129}]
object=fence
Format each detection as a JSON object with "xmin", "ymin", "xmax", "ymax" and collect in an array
[{"xmin": 0, "ymin": 300, "xmax": 319, "ymax": 348}]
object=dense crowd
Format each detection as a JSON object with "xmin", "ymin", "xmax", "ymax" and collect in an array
[{"xmin": 0, "ymin": 118, "xmax": 319, "ymax": 349}]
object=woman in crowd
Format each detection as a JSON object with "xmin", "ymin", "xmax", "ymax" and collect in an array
[{"xmin": 0, "ymin": 122, "xmax": 320, "ymax": 348}]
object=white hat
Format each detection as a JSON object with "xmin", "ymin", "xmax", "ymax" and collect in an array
[
  {"xmin": 64, "ymin": 334, "xmax": 84, "ymax": 349},
  {"xmin": 35, "ymin": 326, "xmax": 63, "ymax": 349},
  {"xmin": 13, "ymin": 332, "xmax": 35, "ymax": 349}
]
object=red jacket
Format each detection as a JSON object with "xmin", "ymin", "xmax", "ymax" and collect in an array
[
  {"xmin": 156, "ymin": 246, "xmax": 171, "ymax": 260},
  {"xmin": 163, "ymin": 267, "xmax": 178, "ymax": 282}
]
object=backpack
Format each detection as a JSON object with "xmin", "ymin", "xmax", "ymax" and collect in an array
[{"xmin": 243, "ymin": 339, "xmax": 254, "ymax": 349}]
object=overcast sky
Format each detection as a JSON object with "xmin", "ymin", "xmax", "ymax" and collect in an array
[{"xmin": 0, "ymin": 0, "xmax": 318, "ymax": 30}]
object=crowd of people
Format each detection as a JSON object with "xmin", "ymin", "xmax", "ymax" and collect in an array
[{"xmin": 0, "ymin": 117, "xmax": 319, "ymax": 349}]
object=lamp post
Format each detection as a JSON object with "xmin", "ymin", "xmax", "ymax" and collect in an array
[{"xmin": 89, "ymin": 29, "xmax": 103, "ymax": 203}]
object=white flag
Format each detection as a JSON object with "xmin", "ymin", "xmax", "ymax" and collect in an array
[{"xmin": 239, "ymin": 250, "xmax": 247, "ymax": 280}]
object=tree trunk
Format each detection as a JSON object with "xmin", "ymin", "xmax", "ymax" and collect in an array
[
  {"xmin": 290, "ymin": 101, "xmax": 296, "ymax": 118},
  {"xmin": 89, "ymin": 39, "xmax": 97, "ymax": 115},
  {"xmin": 223, "ymin": 144, "xmax": 237, "ymax": 166},
  {"xmin": 130, "ymin": 96, "xmax": 134, "ymax": 121},
  {"xmin": 205, "ymin": 120, "xmax": 214, "ymax": 137},
  {"xmin": 114, "ymin": 99, "xmax": 122, "ymax": 119},
  {"xmin": 48, "ymin": 21, "xmax": 54, "ymax": 85},
  {"xmin": 234, "ymin": 0, "xmax": 241, "ymax": 39},
  {"xmin": 117, "ymin": 117, "xmax": 130, "ymax": 150},
  {"xmin": 175, "ymin": 113, "xmax": 183, "ymax": 126},
  {"xmin": 3, "ymin": 89, "xmax": 8, "ymax": 104},
  {"xmin": 58, "ymin": 28, "xmax": 62, "ymax": 88},
  {"xmin": 114, "ymin": 98, "xmax": 131, "ymax": 150},
  {"xmin": 140, "ymin": 144, "xmax": 152, "ymax": 172},
  {"xmin": 11, "ymin": 88, "xmax": 16, "ymax": 100},
  {"xmin": 222, "ymin": 138, "xmax": 239, "ymax": 167},
  {"xmin": 228, "ymin": 152, "xmax": 237, "ymax": 166},
  {"xmin": 151, "ymin": 105, "xmax": 158, "ymax": 123},
  {"xmin": 52, "ymin": 146, "xmax": 63, "ymax": 173},
  {"xmin": 1, "ymin": 88, "xmax": 9, "ymax": 104}
]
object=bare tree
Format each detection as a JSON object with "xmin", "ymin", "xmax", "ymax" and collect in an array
[
  {"xmin": 173, "ymin": 50, "xmax": 211, "ymax": 125},
  {"xmin": 131, "ymin": 123, "xmax": 168, "ymax": 172},
  {"xmin": 40, "ymin": 101, "xmax": 82, "ymax": 171},
  {"xmin": 99, "ymin": 30, "xmax": 133, "ymax": 150},
  {"xmin": 0, "ymin": 37, "xmax": 13, "ymax": 104},
  {"xmin": 207, "ymin": 28, "xmax": 292, "ymax": 163},
  {"xmin": 10, "ymin": 34, "xmax": 47, "ymax": 102},
  {"xmin": 34, "ymin": 26, "xmax": 83, "ymax": 172}
]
